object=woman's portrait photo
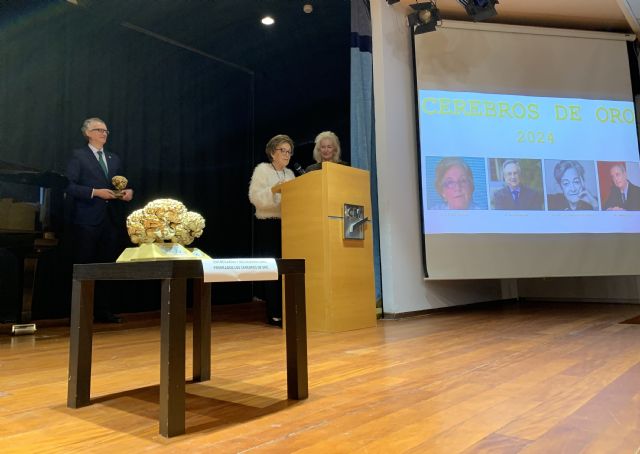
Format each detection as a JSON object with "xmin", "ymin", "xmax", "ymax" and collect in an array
[
  {"xmin": 426, "ymin": 156, "xmax": 488, "ymax": 210},
  {"xmin": 545, "ymin": 160, "xmax": 599, "ymax": 211}
]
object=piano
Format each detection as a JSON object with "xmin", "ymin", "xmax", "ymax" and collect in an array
[{"xmin": 0, "ymin": 160, "xmax": 68, "ymax": 332}]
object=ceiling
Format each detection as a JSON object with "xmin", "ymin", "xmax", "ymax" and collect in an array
[
  {"xmin": 397, "ymin": 0, "xmax": 640, "ymax": 36},
  {"xmin": 57, "ymin": 0, "xmax": 353, "ymax": 145},
  {"xmin": 61, "ymin": 0, "xmax": 350, "ymax": 75}
]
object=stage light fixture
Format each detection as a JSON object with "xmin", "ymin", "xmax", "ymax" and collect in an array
[
  {"xmin": 407, "ymin": 2, "xmax": 440, "ymax": 35},
  {"xmin": 458, "ymin": 0, "xmax": 498, "ymax": 22}
]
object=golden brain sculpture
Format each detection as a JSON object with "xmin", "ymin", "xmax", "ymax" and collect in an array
[{"xmin": 126, "ymin": 198, "xmax": 205, "ymax": 245}]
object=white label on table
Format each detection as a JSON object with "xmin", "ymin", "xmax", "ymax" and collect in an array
[{"xmin": 201, "ymin": 258, "xmax": 278, "ymax": 282}]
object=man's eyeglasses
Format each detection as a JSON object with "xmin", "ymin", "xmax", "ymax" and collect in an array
[
  {"xmin": 275, "ymin": 148, "xmax": 293, "ymax": 156},
  {"xmin": 90, "ymin": 128, "xmax": 109, "ymax": 135}
]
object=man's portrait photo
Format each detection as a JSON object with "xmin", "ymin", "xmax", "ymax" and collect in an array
[
  {"xmin": 598, "ymin": 161, "xmax": 640, "ymax": 211},
  {"xmin": 489, "ymin": 158, "xmax": 544, "ymax": 210}
]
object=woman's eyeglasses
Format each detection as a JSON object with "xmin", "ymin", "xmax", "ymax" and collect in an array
[
  {"xmin": 442, "ymin": 178, "xmax": 471, "ymax": 190},
  {"xmin": 275, "ymin": 148, "xmax": 293, "ymax": 156}
]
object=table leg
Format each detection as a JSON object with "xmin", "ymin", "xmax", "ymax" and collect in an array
[
  {"xmin": 192, "ymin": 279, "xmax": 211, "ymax": 382},
  {"xmin": 159, "ymin": 278, "xmax": 186, "ymax": 437},
  {"xmin": 19, "ymin": 255, "xmax": 37, "ymax": 323},
  {"xmin": 67, "ymin": 279, "xmax": 94, "ymax": 408},
  {"xmin": 284, "ymin": 272, "xmax": 308, "ymax": 400}
]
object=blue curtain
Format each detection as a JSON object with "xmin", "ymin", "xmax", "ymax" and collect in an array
[{"xmin": 350, "ymin": 0, "xmax": 381, "ymax": 306}]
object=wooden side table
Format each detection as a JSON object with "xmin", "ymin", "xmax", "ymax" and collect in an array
[{"xmin": 67, "ymin": 259, "xmax": 307, "ymax": 437}]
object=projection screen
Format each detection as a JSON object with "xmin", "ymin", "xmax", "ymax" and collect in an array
[{"xmin": 414, "ymin": 22, "xmax": 640, "ymax": 279}]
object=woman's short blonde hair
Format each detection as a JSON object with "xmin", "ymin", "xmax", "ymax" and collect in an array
[
  {"xmin": 265, "ymin": 134, "xmax": 294, "ymax": 162},
  {"xmin": 312, "ymin": 131, "xmax": 341, "ymax": 164}
]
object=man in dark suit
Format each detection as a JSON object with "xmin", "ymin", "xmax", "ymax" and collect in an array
[
  {"xmin": 603, "ymin": 164, "xmax": 640, "ymax": 211},
  {"xmin": 66, "ymin": 117, "xmax": 133, "ymax": 322},
  {"xmin": 492, "ymin": 160, "xmax": 544, "ymax": 210}
]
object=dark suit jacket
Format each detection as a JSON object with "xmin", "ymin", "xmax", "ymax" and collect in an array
[
  {"xmin": 603, "ymin": 181, "xmax": 640, "ymax": 211},
  {"xmin": 65, "ymin": 146, "xmax": 124, "ymax": 226},
  {"xmin": 493, "ymin": 185, "xmax": 544, "ymax": 210}
]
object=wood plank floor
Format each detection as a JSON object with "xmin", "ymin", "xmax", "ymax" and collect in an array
[{"xmin": 0, "ymin": 301, "xmax": 639, "ymax": 453}]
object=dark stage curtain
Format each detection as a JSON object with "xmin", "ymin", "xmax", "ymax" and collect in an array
[{"xmin": 0, "ymin": 1, "xmax": 256, "ymax": 316}]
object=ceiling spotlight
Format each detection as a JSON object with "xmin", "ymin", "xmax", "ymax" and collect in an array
[
  {"xmin": 458, "ymin": 0, "xmax": 498, "ymax": 22},
  {"xmin": 407, "ymin": 2, "xmax": 440, "ymax": 35},
  {"xmin": 261, "ymin": 16, "xmax": 275, "ymax": 25},
  {"xmin": 303, "ymin": 3, "xmax": 313, "ymax": 13}
]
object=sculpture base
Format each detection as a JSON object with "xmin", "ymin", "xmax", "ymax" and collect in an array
[{"xmin": 116, "ymin": 243, "xmax": 211, "ymax": 262}]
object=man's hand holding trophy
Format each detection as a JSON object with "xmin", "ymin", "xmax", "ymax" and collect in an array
[{"xmin": 112, "ymin": 175, "xmax": 133, "ymax": 201}]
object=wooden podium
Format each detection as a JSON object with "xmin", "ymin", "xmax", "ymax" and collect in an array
[{"xmin": 276, "ymin": 162, "xmax": 377, "ymax": 332}]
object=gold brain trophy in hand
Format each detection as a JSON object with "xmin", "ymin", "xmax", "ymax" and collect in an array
[{"xmin": 111, "ymin": 175, "xmax": 128, "ymax": 199}]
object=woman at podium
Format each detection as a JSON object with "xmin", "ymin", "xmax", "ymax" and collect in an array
[
  {"xmin": 305, "ymin": 131, "xmax": 349, "ymax": 172},
  {"xmin": 249, "ymin": 134, "xmax": 296, "ymax": 327}
]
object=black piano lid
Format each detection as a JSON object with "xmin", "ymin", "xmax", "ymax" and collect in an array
[{"xmin": 0, "ymin": 159, "xmax": 68, "ymax": 189}]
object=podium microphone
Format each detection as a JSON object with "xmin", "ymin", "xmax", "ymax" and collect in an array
[{"xmin": 293, "ymin": 163, "xmax": 306, "ymax": 176}]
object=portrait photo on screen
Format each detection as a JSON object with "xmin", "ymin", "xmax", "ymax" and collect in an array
[
  {"xmin": 488, "ymin": 158, "xmax": 544, "ymax": 211},
  {"xmin": 598, "ymin": 161, "xmax": 640, "ymax": 211},
  {"xmin": 545, "ymin": 160, "xmax": 600, "ymax": 211},
  {"xmin": 425, "ymin": 156, "xmax": 488, "ymax": 210}
]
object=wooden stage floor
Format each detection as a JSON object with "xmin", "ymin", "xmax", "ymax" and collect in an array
[{"xmin": 0, "ymin": 301, "xmax": 639, "ymax": 453}]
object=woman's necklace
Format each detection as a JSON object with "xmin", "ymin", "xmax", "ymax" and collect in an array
[{"xmin": 271, "ymin": 163, "xmax": 286, "ymax": 181}]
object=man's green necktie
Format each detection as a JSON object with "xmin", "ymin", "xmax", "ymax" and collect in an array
[{"xmin": 97, "ymin": 150, "xmax": 108, "ymax": 178}]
